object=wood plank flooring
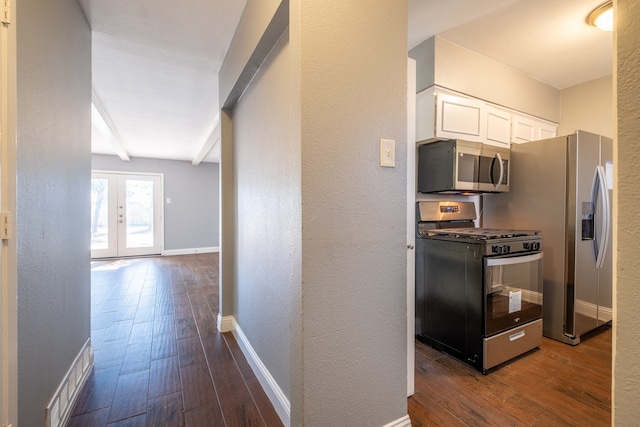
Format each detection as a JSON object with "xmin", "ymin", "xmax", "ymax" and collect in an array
[
  {"xmin": 69, "ymin": 253, "xmax": 283, "ymax": 427},
  {"xmin": 70, "ymin": 252, "xmax": 611, "ymax": 426},
  {"xmin": 409, "ymin": 325, "xmax": 612, "ymax": 427}
]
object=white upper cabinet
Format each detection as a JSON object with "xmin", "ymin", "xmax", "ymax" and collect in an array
[
  {"xmin": 416, "ymin": 88, "xmax": 485, "ymax": 144},
  {"xmin": 485, "ymin": 105, "xmax": 512, "ymax": 148},
  {"xmin": 416, "ymin": 86, "xmax": 558, "ymax": 147},
  {"xmin": 435, "ymin": 92, "xmax": 486, "ymax": 142},
  {"xmin": 511, "ymin": 112, "xmax": 558, "ymax": 144}
]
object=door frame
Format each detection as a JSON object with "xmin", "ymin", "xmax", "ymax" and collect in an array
[
  {"xmin": 407, "ymin": 58, "xmax": 416, "ymax": 397},
  {"xmin": 91, "ymin": 170, "xmax": 164, "ymax": 258},
  {"xmin": 0, "ymin": 4, "xmax": 18, "ymax": 425}
]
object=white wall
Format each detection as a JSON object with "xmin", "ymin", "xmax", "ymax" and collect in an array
[
  {"xmin": 92, "ymin": 154, "xmax": 219, "ymax": 251},
  {"xmin": 559, "ymin": 75, "xmax": 613, "ymax": 138},
  {"xmin": 16, "ymin": 0, "xmax": 91, "ymax": 425},
  {"xmin": 613, "ymin": 0, "xmax": 640, "ymax": 423}
]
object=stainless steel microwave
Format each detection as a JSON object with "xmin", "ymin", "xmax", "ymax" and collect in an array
[{"xmin": 417, "ymin": 139, "xmax": 510, "ymax": 194}]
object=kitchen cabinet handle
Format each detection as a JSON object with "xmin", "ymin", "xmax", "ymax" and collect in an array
[{"xmin": 509, "ymin": 330, "xmax": 526, "ymax": 341}]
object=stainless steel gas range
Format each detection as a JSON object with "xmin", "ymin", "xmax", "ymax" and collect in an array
[{"xmin": 415, "ymin": 201, "xmax": 543, "ymax": 374}]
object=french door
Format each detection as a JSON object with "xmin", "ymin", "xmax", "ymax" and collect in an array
[{"xmin": 91, "ymin": 172, "xmax": 163, "ymax": 258}]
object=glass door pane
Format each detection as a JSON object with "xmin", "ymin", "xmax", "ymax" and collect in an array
[
  {"xmin": 91, "ymin": 178, "xmax": 109, "ymax": 250},
  {"xmin": 124, "ymin": 179, "xmax": 155, "ymax": 249},
  {"xmin": 117, "ymin": 174, "xmax": 162, "ymax": 257},
  {"xmin": 91, "ymin": 173, "xmax": 118, "ymax": 258}
]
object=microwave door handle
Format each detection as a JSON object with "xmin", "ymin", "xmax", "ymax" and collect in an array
[{"xmin": 493, "ymin": 153, "xmax": 504, "ymax": 191}]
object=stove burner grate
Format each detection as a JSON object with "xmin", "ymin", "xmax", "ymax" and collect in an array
[{"xmin": 425, "ymin": 227, "xmax": 541, "ymax": 240}]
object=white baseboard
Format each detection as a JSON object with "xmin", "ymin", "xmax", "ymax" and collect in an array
[
  {"xmin": 217, "ymin": 313, "xmax": 235, "ymax": 333},
  {"xmin": 219, "ymin": 315, "xmax": 291, "ymax": 427},
  {"xmin": 218, "ymin": 315, "xmax": 410, "ymax": 427},
  {"xmin": 383, "ymin": 415, "xmax": 412, "ymax": 427},
  {"xmin": 45, "ymin": 339, "xmax": 94, "ymax": 427},
  {"xmin": 163, "ymin": 246, "xmax": 219, "ymax": 256}
]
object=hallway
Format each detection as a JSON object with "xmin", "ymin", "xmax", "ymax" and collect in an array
[
  {"xmin": 68, "ymin": 252, "xmax": 611, "ymax": 426},
  {"xmin": 69, "ymin": 253, "xmax": 282, "ymax": 426}
]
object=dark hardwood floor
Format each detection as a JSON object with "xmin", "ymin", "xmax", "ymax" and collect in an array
[
  {"xmin": 69, "ymin": 253, "xmax": 283, "ymax": 427},
  {"xmin": 70, "ymin": 252, "xmax": 611, "ymax": 426},
  {"xmin": 409, "ymin": 325, "xmax": 612, "ymax": 426}
]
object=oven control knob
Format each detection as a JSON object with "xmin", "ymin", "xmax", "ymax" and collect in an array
[
  {"xmin": 504, "ymin": 245, "xmax": 511, "ymax": 253},
  {"xmin": 523, "ymin": 242, "xmax": 530, "ymax": 250},
  {"xmin": 533, "ymin": 242, "xmax": 540, "ymax": 251},
  {"xmin": 492, "ymin": 245, "xmax": 503, "ymax": 254}
]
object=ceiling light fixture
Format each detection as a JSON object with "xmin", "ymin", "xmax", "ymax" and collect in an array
[{"xmin": 587, "ymin": 1, "xmax": 613, "ymax": 31}]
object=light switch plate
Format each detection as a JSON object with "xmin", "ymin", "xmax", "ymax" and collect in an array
[{"xmin": 380, "ymin": 138, "xmax": 395, "ymax": 167}]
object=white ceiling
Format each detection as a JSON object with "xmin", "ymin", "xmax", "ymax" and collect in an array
[{"xmin": 80, "ymin": 0, "xmax": 613, "ymax": 164}]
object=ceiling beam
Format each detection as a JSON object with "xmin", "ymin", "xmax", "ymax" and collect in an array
[
  {"xmin": 192, "ymin": 115, "xmax": 220, "ymax": 165},
  {"xmin": 91, "ymin": 90, "xmax": 130, "ymax": 161}
]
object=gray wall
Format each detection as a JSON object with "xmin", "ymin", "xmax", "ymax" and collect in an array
[
  {"xmin": 233, "ymin": 30, "xmax": 297, "ymax": 402},
  {"xmin": 410, "ymin": 35, "xmax": 561, "ymax": 123},
  {"xmin": 614, "ymin": 0, "xmax": 640, "ymax": 422},
  {"xmin": 220, "ymin": 1, "xmax": 409, "ymax": 425},
  {"xmin": 295, "ymin": 2, "xmax": 408, "ymax": 424},
  {"xmin": 16, "ymin": 0, "xmax": 91, "ymax": 425},
  {"xmin": 218, "ymin": 0, "xmax": 284, "ymax": 321},
  {"xmin": 92, "ymin": 154, "xmax": 219, "ymax": 251}
]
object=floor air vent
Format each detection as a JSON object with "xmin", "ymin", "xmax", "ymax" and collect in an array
[{"xmin": 44, "ymin": 339, "xmax": 94, "ymax": 427}]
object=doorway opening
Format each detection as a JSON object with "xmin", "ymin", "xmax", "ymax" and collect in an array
[{"xmin": 91, "ymin": 171, "xmax": 164, "ymax": 258}]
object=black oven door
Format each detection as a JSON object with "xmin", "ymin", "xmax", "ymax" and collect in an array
[{"xmin": 484, "ymin": 252, "xmax": 543, "ymax": 336}]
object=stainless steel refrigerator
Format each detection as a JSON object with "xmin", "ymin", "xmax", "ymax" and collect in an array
[{"xmin": 482, "ymin": 130, "xmax": 612, "ymax": 345}]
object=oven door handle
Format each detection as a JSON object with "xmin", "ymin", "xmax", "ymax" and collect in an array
[{"xmin": 486, "ymin": 252, "xmax": 543, "ymax": 267}]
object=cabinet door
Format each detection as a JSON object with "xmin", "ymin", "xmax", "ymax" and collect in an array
[
  {"xmin": 511, "ymin": 114, "xmax": 537, "ymax": 144},
  {"xmin": 485, "ymin": 105, "xmax": 511, "ymax": 148},
  {"xmin": 435, "ymin": 92, "xmax": 485, "ymax": 142},
  {"xmin": 538, "ymin": 123, "xmax": 557, "ymax": 140},
  {"xmin": 512, "ymin": 113, "xmax": 558, "ymax": 144},
  {"xmin": 415, "ymin": 88, "xmax": 436, "ymax": 143}
]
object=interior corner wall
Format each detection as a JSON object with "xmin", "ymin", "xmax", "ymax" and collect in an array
[
  {"xmin": 218, "ymin": 0, "xmax": 284, "ymax": 320},
  {"xmin": 294, "ymin": 1, "xmax": 409, "ymax": 425},
  {"xmin": 408, "ymin": 37, "xmax": 435, "ymax": 96},
  {"xmin": 614, "ymin": 0, "xmax": 640, "ymax": 424},
  {"xmin": 15, "ymin": 0, "xmax": 91, "ymax": 425},
  {"xmin": 218, "ymin": 0, "xmax": 284, "ymax": 107},
  {"xmin": 232, "ymin": 28, "xmax": 298, "ymax": 404},
  {"xmin": 558, "ymin": 75, "xmax": 613, "ymax": 138},
  {"xmin": 91, "ymin": 155, "xmax": 220, "ymax": 251},
  {"xmin": 217, "ymin": 0, "xmax": 294, "ymax": 421},
  {"xmin": 410, "ymin": 35, "xmax": 560, "ymax": 122}
]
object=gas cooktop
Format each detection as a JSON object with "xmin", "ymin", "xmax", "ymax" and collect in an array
[{"xmin": 425, "ymin": 227, "xmax": 541, "ymax": 240}]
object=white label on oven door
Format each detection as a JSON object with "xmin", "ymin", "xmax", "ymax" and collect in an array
[{"xmin": 509, "ymin": 290, "xmax": 522, "ymax": 313}]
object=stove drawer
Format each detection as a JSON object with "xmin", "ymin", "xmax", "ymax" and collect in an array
[{"xmin": 483, "ymin": 319, "xmax": 542, "ymax": 370}]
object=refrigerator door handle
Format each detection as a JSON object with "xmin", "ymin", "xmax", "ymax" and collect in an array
[{"xmin": 591, "ymin": 165, "xmax": 611, "ymax": 269}]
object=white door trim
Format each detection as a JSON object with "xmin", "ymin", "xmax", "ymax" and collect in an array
[
  {"xmin": 0, "ymin": 3, "xmax": 18, "ymax": 424},
  {"xmin": 407, "ymin": 58, "xmax": 416, "ymax": 397}
]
